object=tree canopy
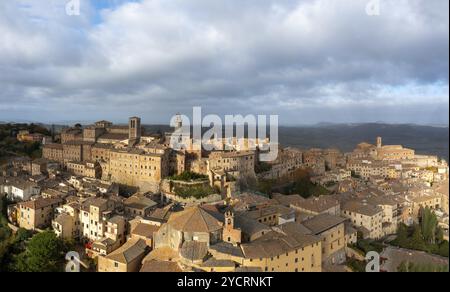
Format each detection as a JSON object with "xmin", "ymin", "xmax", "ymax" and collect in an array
[
  {"xmin": 10, "ymin": 231, "xmax": 68, "ymax": 272},
  {"xmin": 391, "ymin": 208, "xmax": 449, "ymax": 258}
]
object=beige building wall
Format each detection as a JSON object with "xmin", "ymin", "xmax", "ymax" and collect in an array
[
  {"xmin": 18, "ymin": 200, "xmax": 62, "ymax": 230},
  {"xmin": 319, "ymin": 223, "xmax": 345, "ymax": 264},
  {"xmin": 97, "ymin": 255, "xmax": 144, "ymax": 272},
  {"xmin": 342, "ymin": 210, "xmax": 383, "ymax": 240},
  {"xmin": 241, "ymin": 242, "xmax": 322, "ymax": 272},
  {"xmin": 208, "ymin": 151, "xmax": 256, "ymax": 179},
  {"xmin": 109, "ymin": 150, "xmax": 169, "ymax": 191}
]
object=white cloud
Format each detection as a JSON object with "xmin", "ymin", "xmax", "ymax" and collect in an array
[{"xmin": 0, "ymin": 0, "xmax": 448, "ymax": 124}]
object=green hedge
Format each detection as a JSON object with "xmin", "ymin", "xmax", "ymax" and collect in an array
[
  {"xmin": 168, "ymin": 171, "xmax": 208, "ymax": 181},
  {"xmin": 174, "ymin": 185, "xmax": 217, "ymax": 199}
]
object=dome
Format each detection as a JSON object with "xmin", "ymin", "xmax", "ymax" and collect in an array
[{"xmin": 168, "ymin": 206, "xmax": 223, "ymax": 233}]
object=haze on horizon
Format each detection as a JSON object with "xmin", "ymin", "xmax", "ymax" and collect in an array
[{"xmin": 0, "ymin": 0, "xmax": 448, "ymax": 126}]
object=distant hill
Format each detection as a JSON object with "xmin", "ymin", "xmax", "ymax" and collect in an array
[{"xmin": 278, "ymin": 123, "xmax": 449, "ymax": 160}]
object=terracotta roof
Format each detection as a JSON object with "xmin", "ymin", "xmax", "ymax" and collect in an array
[
  {"xmin": 301, "ymin": 214, "xmax": 347, "ymax": 235},
  {"xmin": 291, "ymin": 196, "xmax": 339, "ymax": 213},
  {"xmin": 124, "ymin": 194, "xmax": 157, "ymax": 210},
  {"xmin": 54, "ymin": 213, "xmax": 73, "ymax": 225},
  {"xmin": 98, "ymin": 133, "xmax": 129, "ymax": 141},
  {"xmin": 81, "ymin": 197, "xmax": 108, "ymax": 211},
  {"xmin": 342, "ymin": 200, "xmax": 382, "ymax": 216},
  {"xmin": 240, "ymin": 222, "xmax": 321, "ymax": 259},
  {"xmin": 107, "ymin": 215, "xmax": 125, "ymax": 225},
  {"xmin": 131, "ymin": 223, "xmax": 160, "ymax": 239},
  {"xmin": 209, "ymin": 242, "xmax": 244, "ymax": 258},
  {"xmin": 180, "ymin": 241, "xmax": 208, "ymax": 262},
  {"xmin": 168, "ymin": 206, "xmax": 223, "ymax": 233},
  {"xmin": 140, "ymin": 261, "xmax": 182, "ymax": 272},
  {"xmin": 19, "ymin": 197, "xmax": 62, "ymax": 210},
  {"xmin": 243, "ymin": 204, "xmax": 294, "ymax": 220},
  {"xmin": 143, "ymin": 247, "xmax": 179, "ymax": 262},
  {"xmin": 235, "ymin": 215, "xmax": 271, "ymax": 237},
  {"xmin": 366, "ymin": 196, "xmax": 398, "ymax": 206},
  {"xmin": 106, "ymin": 238, "xmax": 148, "ymax": 264},
  {"xmin": 272, "ymin": 194, "xmax": 304, "ymax": 207}
]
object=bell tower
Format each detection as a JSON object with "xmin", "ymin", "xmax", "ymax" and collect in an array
[
  {"xmin": 225, "ymin": 210, "xmax": 234, "ymax": 229},
  {"xmin": 223, "ymin": 209, "xmax": 241, "ymax": 245},
  {"xmin": 376, "ymin": 136, "xmax": 382, "ymax": 148},
  {"xmin": 129, "ymin": 117, "xmax": 141, "ymax": 146}
]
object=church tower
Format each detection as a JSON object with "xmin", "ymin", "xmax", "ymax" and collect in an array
[
  {"xmin": 223, "ymin": 209, "xmax": 241, "ymax": 246},
  {"xmin": 129, "ymin": 117, "xmax": 141, "ymax": 146},
  {"xmin": 225, "ymin": 210, "xmax": 234, "ymax": 228},
  {"xmin": 376, "ymin": 136, "xmax": 382, "ymax": 148}
]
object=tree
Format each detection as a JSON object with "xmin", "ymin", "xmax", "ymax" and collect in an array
[
  {"xmin": 438, "ymin": 241, "xmax": 449, "ymax": 258},
  {"xmin": 421, "ymin": 207, "xmax": 438, "ymax": 245},
  {"xmin": 14, "ymin": 228, "xmax": 33, "ymax": 244},
  {"xmin": 11, "ymin": 231, "xmax": 67, "ymax": 272},
  {"xmin": 410, "ymin": 225, "xmax": 427, "ymax": 251},
  {"xmin": 395, "ymin": 223, "xmax": 409, "ymax": 246}
]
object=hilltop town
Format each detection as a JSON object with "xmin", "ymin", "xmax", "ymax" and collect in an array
[{"xmin": 1, "ymin": 116, "xmax": 448, "ymax": 272}]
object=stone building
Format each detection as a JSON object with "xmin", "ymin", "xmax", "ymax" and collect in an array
[
  {"xmin": 301, "ymin": 214, "xmax": 347, "ymax": 265},
  {"xmin": 350, "ymin": 137, "xmax": 415, "ymax": 161},
  {"xmin": 257, "ymin": 147, "xmax": 303, "ymax": 180},
  {"xmin": 153, "ymin": 206, "xmax": 224, "ymax": 251},
  {"xmin": 61, "ymin": 141, "xmax": 94, "ymax": 165},
  {"xmin": 237, "ymin": 222, "xmax": 322, "ymax": 272},
  {"xmin": 67, "ymin": 161, "xmax": 102, "ymax": 179},
  {"xmin": 97, "ymin": 238, "xmax": 148, "ymax": 272},
  {"xmin": 128, "ymin": 117, "xmax": 141, "ymax": 146},
  {"xmin": 222, "ymin": 210, "xmax": 242, "ymax": 246},
  {"xmin": 290, "ymin": 196, "xmax": 341, "ymax": 219},
  {"xmin": 341, "ymin": 200, "xmax": 383, "ymax": 240},
  {"xmin": 17, "ymin": 197, "xmax": 63, "ymax": 230},
  {"xmin": 42, "ymin": 143, "xmax": 63, "ymax": 163},
  {"xmin": 207, "ymin": 151, "xmax": 256, "ymax": 182},
  {"xmin": 108, "ymin": 148, "xmax": 170, "ymax": 193},
  {"xmin": 61, "ymin": 127, "xmax": 83, "ymax": 144},
  {"xmin": 79, "ymin": 197, "xmax": 117, "ymax": 242}
]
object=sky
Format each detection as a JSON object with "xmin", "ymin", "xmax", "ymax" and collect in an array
[{"xmin": 0, "ymin": 0, "xmax": 448, "ymax": 125}]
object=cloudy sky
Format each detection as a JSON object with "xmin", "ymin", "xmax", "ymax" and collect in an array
[{"xmin": 0, "ymin": 0, "xmax": 448, "ymax": 125}]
